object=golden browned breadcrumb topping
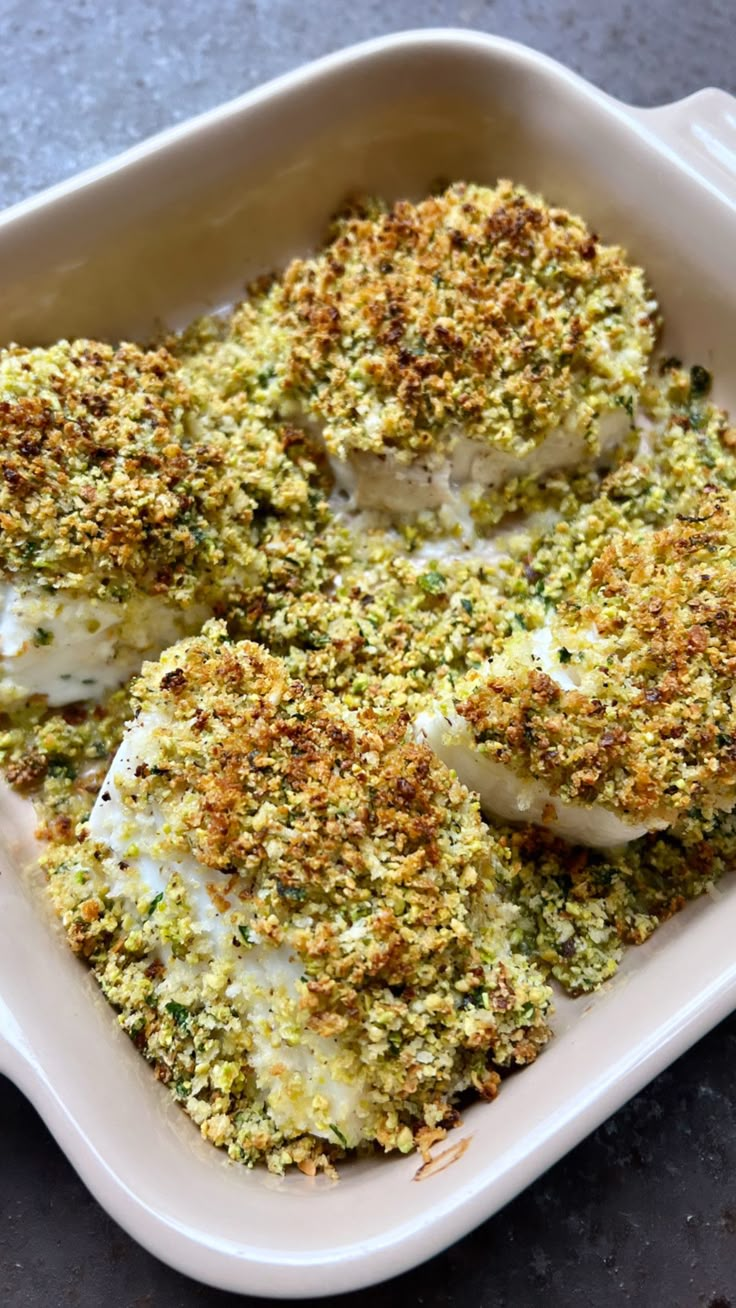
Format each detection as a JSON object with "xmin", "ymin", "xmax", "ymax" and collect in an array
[
  {"xmin": 121, "ymin": 628, "xmax": 539, "ymax": 1003},
  {"xmin": 457, "ymin": 491, "xmax": 736, "ymax": 823},
  {"xmin": 235, "ymin": 180, "xmax": 655, "ymax": 464},
  {"xmin": 44, "ymin": 626, "xmax": 550, "ymax": 1168},
  {"xmin": 0, "ymin": 339, "xmax": 234, "ymax": 601}
]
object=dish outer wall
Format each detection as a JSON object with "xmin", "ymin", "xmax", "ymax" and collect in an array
[{"xmin": 1, "ymin": 29, "xmax": 736, "ymax": 1298}]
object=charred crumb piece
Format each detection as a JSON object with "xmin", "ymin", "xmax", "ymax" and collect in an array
[
  {"xmin": 160, "ymin": 668, "xmax": 187, "ymax": 692},
  {"xmin": 4, "ymin": 750, "xmax": 49, "ymax": 790}
]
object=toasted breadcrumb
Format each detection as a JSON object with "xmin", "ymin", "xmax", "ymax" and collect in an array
[{"xmin": 0, "ymin": 340, "xmax": 231, "ymax": 602}]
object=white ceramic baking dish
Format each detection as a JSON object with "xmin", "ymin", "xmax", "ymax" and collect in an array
[{"xmin": 2, "ymin": 28, "xmax": 736, "ymax": 1298}]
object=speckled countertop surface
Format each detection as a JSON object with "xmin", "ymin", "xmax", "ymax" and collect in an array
[{"xmin": 2, "ymin": 2, "xmax": 736, "ymax": 1305}]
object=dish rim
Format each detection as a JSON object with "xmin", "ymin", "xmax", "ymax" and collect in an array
[{"xmin": 2, "ymin": 26, "xmax": 736, "ymax": 1297}]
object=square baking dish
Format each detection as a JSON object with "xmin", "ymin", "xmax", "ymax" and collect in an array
[{"xmin": 2, "ymin": 29, "xmax": 736, "ymax": 1298}]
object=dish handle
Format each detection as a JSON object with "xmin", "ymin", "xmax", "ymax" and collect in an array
[{"xmin": 629, "ymin": 88, "xmax": 736, "ymax": 206}]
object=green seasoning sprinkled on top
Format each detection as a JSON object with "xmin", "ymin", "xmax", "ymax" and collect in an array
[{"xmin": 118, "ymin": 628, "xmax": 538, "ymax": 1018}]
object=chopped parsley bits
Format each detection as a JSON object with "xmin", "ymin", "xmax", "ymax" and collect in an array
[
  {"xmin": 418, "ymin": 569, "xmax": 447, "ymax": 595},
  {"xmin": 689, "ymin": 363, "xmax": 712, "ymax": 398},
  {"xmin": 165, "ymin": 1001, "xmax": 190, "ymax": 1028}
]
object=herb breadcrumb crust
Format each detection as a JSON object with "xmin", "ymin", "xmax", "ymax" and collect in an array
[
  {"xmin": 1, "ymin": 180, "xmax": 735, "ymax": 1170},
  {"xmin": 213, "ymin": 181, "xmax": 657, "ymax": 516},
  {"xmin": 0, "ymin": 335, "xmax": 325, "ymax": 704},
  {"xmin": 0, "ymin": 340, "xmax": 219, "ymax": 599},
  {"xmin": 47, "ymin": 626, "xmax": 550, "ymax": 1170},
  {"xmin": 275, "ymin": 181, "xmax": 654, "ymax": 458},
  {"xmin": 419, "ymin": 490, "xmax": 736, "ymax": 845}
]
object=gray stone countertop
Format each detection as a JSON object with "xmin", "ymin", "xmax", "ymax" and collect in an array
[{"xmin": 1, "ymin": 2, "xmax": 736, "ymax": 1304}]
